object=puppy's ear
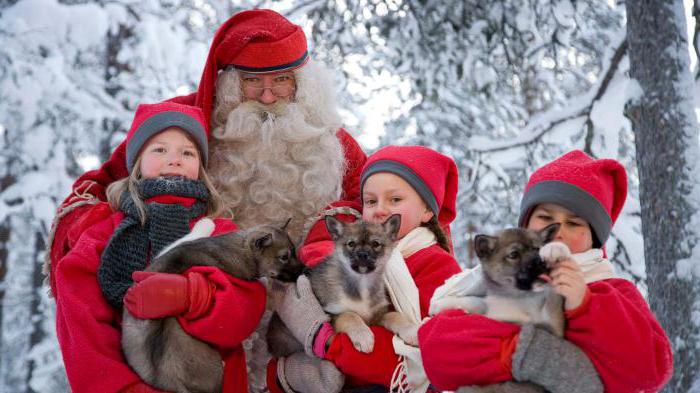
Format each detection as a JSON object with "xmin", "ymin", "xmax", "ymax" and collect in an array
[
  {"xmin": 539, "ymin": 223, "xmax": 561, "ymax": 244},
  {"xmin": 474, "ymin": 235, "xmax": 497, "ymax": 259},
  {"xmin": 325, "ymin": 216, "xmax": 344, "ymax": 240},
  {"xmin": 383, "ymin": 214, "xmax": 402, "ymax": 240},
  {"xmin": 252, "ymin": 233, "xmax": 273, "ymax": 251}
]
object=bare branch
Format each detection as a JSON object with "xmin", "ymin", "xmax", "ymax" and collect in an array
[{"xmin": 474, "ymin": 38, "xmax": 628, "ymax": 154}]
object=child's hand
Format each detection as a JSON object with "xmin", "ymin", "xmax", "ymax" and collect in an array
[{"xmin": 549, "ymin": 259, "xmax": 587, "ymax": 310}]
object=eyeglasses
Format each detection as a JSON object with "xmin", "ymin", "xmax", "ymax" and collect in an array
[{"xmin": 241, "ymin": 73, "xmax": 296, "ymax": 99}]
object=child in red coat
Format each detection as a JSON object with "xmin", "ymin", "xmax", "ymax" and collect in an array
[
  {"xmin": 419, "ymin": 150, "xmax": 673, "ymax": 392},
  {"xmin": 54, "ymin": 102, "xmax": 266, "ymax": 393},
  {"xmin": 267, "ymin": 145, "xmax": 462, "ymax": 392}
]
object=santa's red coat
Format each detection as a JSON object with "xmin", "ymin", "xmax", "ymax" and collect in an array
[
  {"xmin": 418, "ymin": 278, "xmax": 673, "ymax": 392},
  {"xmin": 54, "ymin": 209, "xmax": 267, "ymax": 392}
]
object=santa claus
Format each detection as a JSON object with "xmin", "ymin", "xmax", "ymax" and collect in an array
[{"xmin": 46, "ymin": 9, "xmax": 365, "ymax": 393}]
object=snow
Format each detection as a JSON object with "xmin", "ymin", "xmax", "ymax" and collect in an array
[{"xmin": 0, "ymin": 0, "xmax": 698, "ymax": 390}]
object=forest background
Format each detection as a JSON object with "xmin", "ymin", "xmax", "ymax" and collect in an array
[{"xmin": 1, "ymin": 0, "xmax": 699, "ymax": 392}]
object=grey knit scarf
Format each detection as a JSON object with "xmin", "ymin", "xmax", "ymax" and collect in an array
[{"xmin": 98, "ymin": 177, "xmax": 209, "ymax": 308}]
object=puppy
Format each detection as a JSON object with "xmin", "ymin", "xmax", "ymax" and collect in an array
[
  {"xmin": 435, "ymin": 224, "xmax": 572, "ymax": 393},
  {"xmin": 267, "ymin": 214, "xmax": 417, "ymax": 357},
  {"xmin": 122, "ymin": 220, "xmax": 304, "ymax": 393},
  {"xmin": 435, "ymin": 223, "xmax": 568, "ymax": 338}
]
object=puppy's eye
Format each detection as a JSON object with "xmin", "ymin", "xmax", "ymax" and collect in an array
[
  {"xmin": 346, "ymin": 241, "xmax": 357, "ymax": 249},
  {"xmin": 278, "ymin": 254, "xmax": 289, "ymax": 263},
  {"xmin": 370, "ymin": 240, "xmax": 382, "ymax": 250},
  {"xmin": 507, "ymin": 251, "xmax": 519, "ymax": 260}
]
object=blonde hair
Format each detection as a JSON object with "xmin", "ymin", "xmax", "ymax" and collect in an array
[{"xmin": 106, "ymin": 156, "xmax": 229, "ymax": 225}]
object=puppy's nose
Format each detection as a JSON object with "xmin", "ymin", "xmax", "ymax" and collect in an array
[{"xmin": 356, "ymin": 251, "xmax": 370, "ymax": 261}]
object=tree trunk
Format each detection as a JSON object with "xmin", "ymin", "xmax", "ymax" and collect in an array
[{"xmin": 626, "ymin": 1, "xmax": 700, "ymax": 392}]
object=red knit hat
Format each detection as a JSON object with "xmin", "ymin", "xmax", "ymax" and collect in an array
[
  {"xmin": 518, "ymin": 150, "xmax": 628, "ymax": 247},
  {"xmin": 195, "ymin": 9, "xmax": 309, "ymax": 125},
  {"xmin": 360, "ymin": 145, "xmax": 459, "ymax": 226},
  {"xmin": 125, "ymin": 102, "xmax": 209, "ymax": 172}
]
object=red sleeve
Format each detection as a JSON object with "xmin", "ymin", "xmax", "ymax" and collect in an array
[
  {"xmin": 325, "ymin": 326, "xmax": 400, "ymax": 387},
  {"xmin": 324, "ymin": 244, "xmax": 461, "ymax": 387},
  {"xmin": 418, "ymin": 310, "xmax": 519, "ymax": 390},
  {"xmin": 407, "ymin": 246, "xmax": 462, "ymax": 316},
  {"xmin": 48, "ymin": 142, "xmax": 129, "ymax": 297},
  {"xmin": 337, "ymin": 129, "xmax": 366, "ymax": 204},
  {"xmin": 564, "ymin": 278, "xmax": 673, "ymax": 393},
  {"xmin": 178, "ymin": 266, "xmax": 266, "ymax": 350},
  {"xmin": 178, "ymin": 218, "xmax": 267, "ymax": 350},
  {"xmin": 297, "ymin": 200, "xmax": 362, "ymax": 268},
  {"xmin": 54, "ymin": 215, "xmax": 160, "ymax": 392}
]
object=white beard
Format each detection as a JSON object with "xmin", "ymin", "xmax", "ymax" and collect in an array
[
  {"xmin": 208, "ymin": 65, "xmax": 347, "ymax": 393},
  {"xmin": 208, "ymin": 99, "xmax": 346, "ymax": 243}
]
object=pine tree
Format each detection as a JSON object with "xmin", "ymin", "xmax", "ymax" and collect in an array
[{"xmin": 626, "ymin": 0, "xmax": 700, "ymax": 391}]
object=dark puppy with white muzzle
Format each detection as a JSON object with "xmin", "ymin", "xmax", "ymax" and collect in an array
[{"xmin": 122, "ymin": 220, "xmax": 304, "ymax": 393}]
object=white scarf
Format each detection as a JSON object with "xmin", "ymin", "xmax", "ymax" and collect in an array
[
  {"xmin": 429, "ymin": 248, "xmax": 617, "ymax": 316},
  {"xmin": 384, "ymin": 227, "xmax": 436, "ymax": 393}
]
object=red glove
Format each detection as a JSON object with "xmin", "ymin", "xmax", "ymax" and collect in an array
[
  {"xmin": 124, "ymin": 271, "xmax": 215, "ymax": 320},
  {"xmin": 419, "ymin": 311, "xmax": 520, "ymax": 390}
]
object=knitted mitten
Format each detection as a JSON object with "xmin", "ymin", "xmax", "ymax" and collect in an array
[
  {"xmin": 277, "ymin": 352, "xmax": 344, "ymax": 393},
  {"xmin": 512, "ymin": 325, "xmax": 603, "ymax": 393},
  {"xmin": 269, "ymin": 275, "xmax": 330, "ymax": 356}
]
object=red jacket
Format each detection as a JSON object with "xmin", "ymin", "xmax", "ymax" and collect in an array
[
  {"xmin": 54, "ymin": 208, "xmax": 267, "ymax": 392},
  {"xmin": 45, "ymin": 91, "xmax": 366, "ymax": 297},
  {"xmin": 418, "ymin": 278, "xmax": 673, "ymax": 392}
]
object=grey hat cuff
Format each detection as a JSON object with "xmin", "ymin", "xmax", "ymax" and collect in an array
[
  {"xmin": 518, "ymin": 181, "xmax": 612, "ymax": 246},
  {"xmin": 360, "ymin": 160, "xmax": 438, "ymax": 216},
  {"xmin": 126, "ymin": 111, "xmax": 208, "ymax": 171}
]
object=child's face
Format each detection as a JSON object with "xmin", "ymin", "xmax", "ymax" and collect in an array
[
  {"xmin": 526, "ymin": 203, "xmax": 594, "ymax": 253},
  {"xmin": 362, "ymin": 172, "xmax": 434, "ymax": 239},
  {"xmin": 139, "ymin": 128, "xmax": 200, "ymax": 180}
]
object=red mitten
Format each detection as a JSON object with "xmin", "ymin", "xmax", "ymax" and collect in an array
[
  {"xmin": 418, "ymin": 311, "xmax": 520, "ymax": 390},
  {"xmin": 124, "ymin": 271, "xmax": 214, "ymax": 319}
]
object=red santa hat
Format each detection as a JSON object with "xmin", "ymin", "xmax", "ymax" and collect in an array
[
  {"xmin": 125, "ymin": 102, "xmax": 209, "ymax": 172},
  {"xmin": 518, "ymin": 150, "xmax": 628, "ymax": 247},
  {"xmin": 195, "ymin": 9, "xmax": 309, "ymax": 125},
  {"xmin": 360, "ymin": 145, "xmax": 459, "ymax": 226}
]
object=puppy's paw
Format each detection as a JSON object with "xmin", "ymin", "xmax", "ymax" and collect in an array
[
  {"xmin": 347, "ymin": 325, "xmax": 375, "ymax": 353},
  {"xmin": 540, "ymin": 242, "xmax": 571, "ymax": 267},
  {"xmin": 398, "ymin": 325, "xmax": 419, "ymax": 346},
  {"xmin": 429, "ymin": 298, "xmax": 450, "ymax": 316}
]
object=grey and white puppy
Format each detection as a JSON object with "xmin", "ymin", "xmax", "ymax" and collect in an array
[
  {"xmin": 268, "ymin": 214, "xmax": 417, "ymax": 357},
  {"xmin": 455, "ymin": 223, "xmax": 569, "ymax": 337},
  {"xmin": 446, "ymin": 223, "xmax": 572, "ymax": 393},
  {"xmin": 122, "ymin": 221, "xmax": 304, "ymax": 393}
]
